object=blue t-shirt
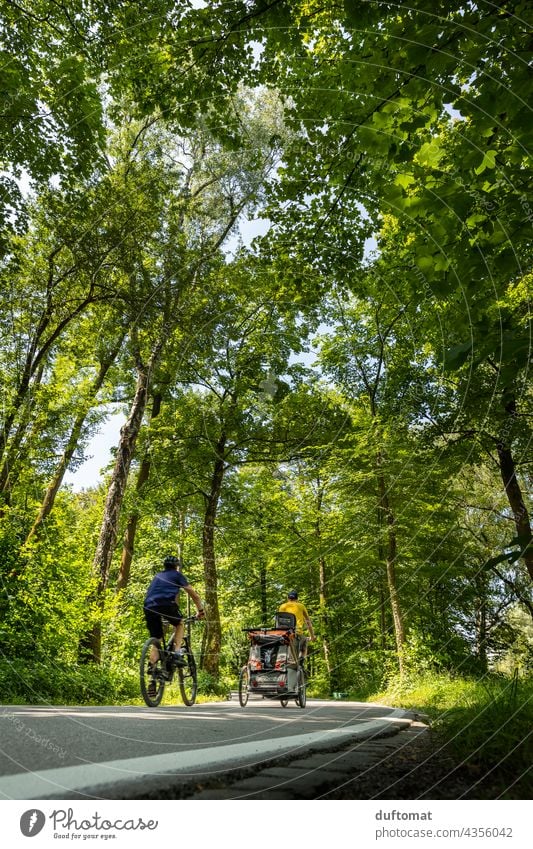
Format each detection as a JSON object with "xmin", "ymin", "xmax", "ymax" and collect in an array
[{"xmin": 144, "ymin": 569, "xmax": 189, "ymax": 607}]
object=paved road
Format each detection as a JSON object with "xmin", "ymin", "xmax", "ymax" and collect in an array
[{"xmin": 0, "ymin": 698, "xmax": 425, "ymax": 799}]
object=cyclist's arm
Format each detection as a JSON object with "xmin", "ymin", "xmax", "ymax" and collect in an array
[
  {"xmin": 183, "ymin": 584, "xmax": 205, "ymax": 616},
  {"xmin": 304, "ymin": 614, "xmax": 316, "ymax": 641}
]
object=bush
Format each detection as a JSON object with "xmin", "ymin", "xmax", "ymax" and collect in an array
[
  {"xmin": 0, "ymin": 658, "xmax": 139, "ymax": 705},
  {"xmin": 196, "ymin": 668, "xmax": 231, "ymax": 698}
]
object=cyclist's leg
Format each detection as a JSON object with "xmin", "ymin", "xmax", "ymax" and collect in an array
[
  {"xmin": 289, "ymin": 634, "xmax": 299, "ymax": 665},
  {"xmin": 299, "ymin": 635, "xmax": 309, "ymax": 661},
  {"xmin": 162, "ymin": 603, "xmax": 184, "ymax": 651},
  {"xmin": 144, "ymin": 607, "xmax": 163, "ymax": 663},
  {"xmin": 172, "ymin": 619, "xmax": 185, "ymax": 650}
]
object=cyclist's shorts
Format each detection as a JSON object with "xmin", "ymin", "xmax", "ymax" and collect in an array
[{"xmin": 144, "ymin": 603, "xmax": 183, "ymax": 638}]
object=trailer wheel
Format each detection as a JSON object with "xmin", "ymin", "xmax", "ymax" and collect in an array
[
  {"xmin": 295, "ymin": 668, "xmax": 306, "ymax": 708},
  {"xmin": 238, "ymin": 666, "xmax": 249, "ymax": 707}
]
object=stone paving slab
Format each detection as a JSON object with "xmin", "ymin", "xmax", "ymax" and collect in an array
[{"xmin": 192, "ymin": 788, "xmax": 294, "ymax": 800}]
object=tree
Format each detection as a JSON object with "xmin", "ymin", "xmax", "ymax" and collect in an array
[
  {"xmin": 88, "ymin": 95, "xmax": 287, "ymax": 661},
  {"xmin": 0, "ymin": 191, "xmax": 122, "ymax": 511},
  {"xmin": 129, "ymin": 267, "xmax": 309, "ymax": 674},
  {"xmin": 244, "ymin": 0, "xmax": 533, "ymax": 582}
]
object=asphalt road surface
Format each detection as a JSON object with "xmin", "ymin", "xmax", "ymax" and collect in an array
[{"xmin": 0, "ymin": 697, "xmax": 422, "ymax": 799}]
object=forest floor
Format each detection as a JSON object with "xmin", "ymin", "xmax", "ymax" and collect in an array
[{"xmin": 325, "ymin": 724, "xmax": 529, "ymax": 800}]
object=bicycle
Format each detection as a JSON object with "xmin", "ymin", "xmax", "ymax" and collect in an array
[{"xmin": 140, "ymin": 615, "xmax": 199, "ymax": 707}]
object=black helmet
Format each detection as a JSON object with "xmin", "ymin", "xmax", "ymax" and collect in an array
[
  {"xmin": 288, "ymin": 590, "xmax": 298, "ymax": 599},
  {"xmin": 163, "ymin": 555, "xmax": 181, "ymax": 570}
]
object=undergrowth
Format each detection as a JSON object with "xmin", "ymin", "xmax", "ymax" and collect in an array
[
  {"xmin": 0, "ymin": 659, "xmax": 229, "ymax": 706},
  {"xmin": 0, "ymin": 658, "xmax": 140, "ymax": 705}
]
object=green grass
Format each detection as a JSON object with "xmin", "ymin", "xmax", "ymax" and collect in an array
[{"xmin": 367, "ymin": 670, "xmax": 533, "ymax": 798}]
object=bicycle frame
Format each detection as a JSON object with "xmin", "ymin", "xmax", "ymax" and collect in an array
[{"xmin": 159, "ymin": 614, "xmax": 197, "ymax": 672}]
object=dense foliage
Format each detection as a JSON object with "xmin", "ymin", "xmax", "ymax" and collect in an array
[{"xmin": 0, "ymin": 1, "xmax": 531, "ymax": 726}]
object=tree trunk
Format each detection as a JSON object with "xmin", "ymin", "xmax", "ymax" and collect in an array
[
  {"xmin": 497, "ymin": 441, "xmax": 533, "ymax": 582},
  {"xmin": 314, "ymin": 485, "xmax": 333, "ymax": 687},
  {"xmin": 116, "ymin": 392, "xmax": 162, "ymax": 591},
  {"xmin": 474, "ymin": 570, "xmax": 488, "ymax": 670},
  {"xmin": 318, "ymin": 552, "xmax": 334, "ymax": 687},
  {"xmin": 94, "ymin": 364, "xmax": 150, "ymax": 583},
  {"xmin": 260, "ymin": 562, "xmax": 268, "ymax": 622},
  {"xmin": 201, "ymin": 432, "xmax": 226, "ymax": 677},
  {"xmin": 0, "ymin": 321, "xmax": 48, "ymax": 471},
  {"xmin": 178, "ymin": 510, "xmax": 187, "ymax": 561},
  {"xmin": 85, "ymin": 353, "xmax": 156, "ymax": 662},
  {"xmin": 378, "ymin": 581, "xmax": 388, "ymax": 650},
  {"xmin": 377, "ymin": 464, "xmax": 406, "ymax": 673}
]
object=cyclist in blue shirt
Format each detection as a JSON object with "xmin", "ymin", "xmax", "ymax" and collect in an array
[{"xmin": 144, "ymin": 555, "xmax": 205, "ymax": 670}]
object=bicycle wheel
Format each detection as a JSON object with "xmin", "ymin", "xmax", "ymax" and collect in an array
[
  {"xmin": 140, "ymin": 638, "xmax": 165, "ymax": 707},
  {"xmin": 295, "ymin": 667, "xmax": 306, "ymax": 709},
  {"xmin": 238, "ymin": 666, "xmax": 249, "ymax": 707},
  {"xmin": 178, "ymin": 651, "xmax": 198, "ymax": 706}
]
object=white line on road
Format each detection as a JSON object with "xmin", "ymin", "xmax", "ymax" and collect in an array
[{"xmin": 0, "ymin": 710, "xmax": 412, "ymax": 800}]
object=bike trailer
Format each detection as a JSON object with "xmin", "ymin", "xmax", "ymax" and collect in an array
[{"xmin": 245, "ymin": 626, "xmax": 299, "ymax": 697}]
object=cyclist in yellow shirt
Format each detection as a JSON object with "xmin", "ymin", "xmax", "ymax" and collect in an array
[{"xmin": 278, "ymin": 590, "xmax": 316, "ymax": 664}]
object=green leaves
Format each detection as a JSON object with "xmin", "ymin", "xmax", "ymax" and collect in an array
[
  {"xmin": 443, "ymin": 340, "xmax": 473, "ymax": 371},
  {"xmin": 416, "ymin": 139, "xmax": 445, "ymax": 169},
  {"xmin": 474, "ymin": 150, "xmax": 498, "ymax": 175}
]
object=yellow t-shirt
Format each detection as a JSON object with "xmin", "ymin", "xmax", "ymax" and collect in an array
[{"xmin": 278, "ymin": 600, "xmax": 309, "ymax": 634}]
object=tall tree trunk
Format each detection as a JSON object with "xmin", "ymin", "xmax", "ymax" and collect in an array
[
  {"xmin": 378, "ymin": 580, "xmax": 388, "ymax": 650},
  {"xmin": 375, "ymin": 536, "xmax": 389, "ymax": 650},
  {"xmin": 84, "ymin": 348, "xmax": 159, "ymax": 662},
  {"xmin": 116, "ymin": 392, "xmax": 162, "ymax": 591},
  {"xmin": 377, "ymin": 463, "xmax": 406, "ymax": 673},
  {"xmin": 474, "ymin": 570, "xmax": 488, "ymax": 670},
  {"xmin": 26, "ymin": 340, "xmax": 124, "ymax": 545},
  {"xmin": 497, "ymin": 440, "xmax": 533, "ymax": 582},
  {"xmin": 318, "ymin": 552, "xmax": 335, "ymax": 687},
  {"xmin": 260, "ymin": 562, "xmax": 268, "ymax": 622},
  {"xmin": 178, "ymin": 509, "xmax": 187, "ymax": 561},
  {"xmin": 314, "ymin": 484, "xmax": 333, "ymax": 687},
  {"xmin": 201, "ymin": 432, "xmax": 226, "ymax": 676}
]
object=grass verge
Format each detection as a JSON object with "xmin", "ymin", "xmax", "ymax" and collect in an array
[{"xmin": 366, "ymin": 671, "xmax": 532, "ymax": 798}]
